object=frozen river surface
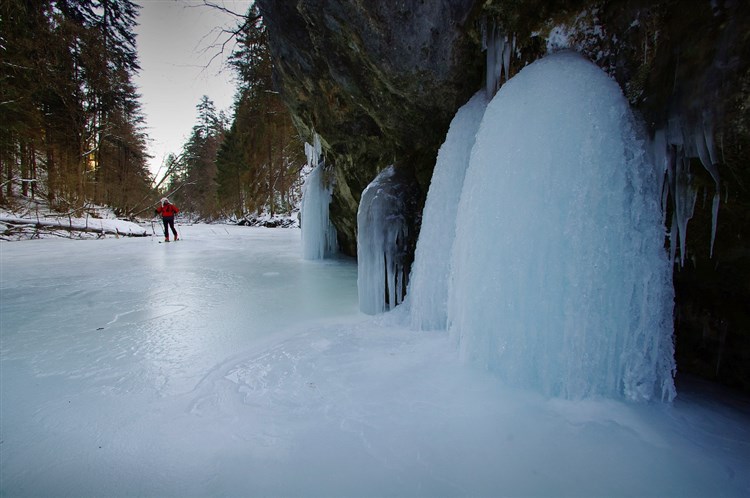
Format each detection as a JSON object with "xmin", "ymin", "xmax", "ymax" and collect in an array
[{"xmin": 2, "ymin": 224, "xmax": 750, "ymax": 497}]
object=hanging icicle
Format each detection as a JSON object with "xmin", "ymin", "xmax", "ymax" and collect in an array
[
  {"xmin": 652, "ymin": 108, "xmax": 722, "ymax": 264},
  {"xmin": 301, "ymin": 133, "xmax": 338, "ymax": 260}
]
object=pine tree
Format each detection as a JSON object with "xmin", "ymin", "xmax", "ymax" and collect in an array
[
  {"xmin": 215, "ymin": 6, "xmax": 303, "ymax": 219},
  {"xmin": 0, "ymin": 0, "xmax": 151, "ymax": 215},
  {"xmin": 170, "ymin": 96, "xmax": 227, "ymax": 220}
]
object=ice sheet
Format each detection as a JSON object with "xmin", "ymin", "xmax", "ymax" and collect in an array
[{"xmin": 1, "ymin": 225, "xmax": 749, "ymax": 496}]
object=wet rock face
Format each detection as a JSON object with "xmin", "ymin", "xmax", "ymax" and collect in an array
[
  {"xmin": 257, "ymin": 0, "xmax": 750, "ymax": 392},
  {"xmin": 255, "ymin": 0, "xmax": 482, "ymax": 255}
]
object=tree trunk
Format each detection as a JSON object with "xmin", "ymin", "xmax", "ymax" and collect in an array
[
  {"xmin": 30, "ymin": 144, "xmax": 37, "ymax": 199},
  {"xmin": 267, "ymin": 133, "xmax": 274, "ymax": 216},
  {"xmin": 4, "ymin": 137, "xmax": 13, "ymax": 200},
  {"xmin": 20, "ymin": 139, "xmax": 29, "ymax": 197}
]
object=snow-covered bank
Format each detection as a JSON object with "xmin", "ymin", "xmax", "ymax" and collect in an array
[
  {"xmin": 0, "ymin": 214, "xmax": 147, "ymax": 238},
  {"xmin": 0, "ymin": 201, "xmax": 147, "ymax": 240},
  {"xmin": 1, "ymin": 225, "xmax": 749, "ymax": 496}
]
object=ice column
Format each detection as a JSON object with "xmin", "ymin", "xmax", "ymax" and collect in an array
[
  {"xmin": 408, "ymin": 91, "xmax": 488, "ymax": 330},
  {"xmin": 448, "ymin": 51, "xmax": 675, "ymax": 402},
  {"xmin": 357, "ymin": 166, "xmax": 419, "ymax": 315},
  {"xmin": 301, "ymin": 134, "xmax": 338, "ymax": 259}
]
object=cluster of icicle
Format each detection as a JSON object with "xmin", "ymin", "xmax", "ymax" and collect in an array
[
  {"xmin": 300, "ymin": 133, "xmax": 338, "ymax": 260},
  {"xmin": 482, "ymin": 21, "xmax": 514, "ymax": 98},
  {"xmin": 653, "ymin": 112, "xmax": 721, "ymax": 264},
  {"xmin": 357, "ymin": 166, "xmax": 413, "ymax": 315}
]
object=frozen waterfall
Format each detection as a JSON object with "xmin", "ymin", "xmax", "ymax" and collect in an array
[
  {"xmin": 408, "ymin": 91, "xmax": 488, "ymax": 330},
  {"xmin": 412, "ymin": 51, "xmax": 676, "ymax": 402},
  {"xmin": 301, "ymin": 135, "xmax": 338, "ymax": 259},
  {"xmin": 357, "ymin": 166, "xmax": 419, "ymax": 315}
]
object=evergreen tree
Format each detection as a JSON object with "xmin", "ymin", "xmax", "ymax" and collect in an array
[
  {"xmin": 169, "ymin": 96, "xmax": 227, "ymax": 220},
  {"xmin": 215, "ymin": 5, "xmax": 303, "ymax": 219},
  {"xmin": 0, "ymin": 0, "xmax": 151, "ymax": 215}
]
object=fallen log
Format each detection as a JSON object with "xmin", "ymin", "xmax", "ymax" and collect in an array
[{"xmin": 0, "ymin": 216, "xmax": 148, "ymax": 237}]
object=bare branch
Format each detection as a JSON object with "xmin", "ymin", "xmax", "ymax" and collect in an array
[
  {"xmin": 191, "ymin": 1, "xmax": 261, "ymax": 72},
  {"xmin": 163, "ymin": 180, "xmax": 197, "ymax": 200},
  {"xmin": 199, "ymin": 1, "xmax": 247, "ymax": 18},
  {"xmin": 1, "ymin": 61, "xmax": 34, "ymax": 70}
]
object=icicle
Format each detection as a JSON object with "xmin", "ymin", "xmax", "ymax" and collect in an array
[
  {"xmin": 693, "ymin": 126, "xmax": 712, "ymax": 172},
  {"xmin": 502, "ymin": 35, "xmax": 511, "ymax": 82},
  {"xmin": 303, "ymin": 133, "xmax": 323, "ymax": 170},
  {"xmin": 700, "ymin": 113, "xmax": 721, "ymax": 258},
  {"xmin": 703, "ymin": 112, "xmax": 718, "ymax": 166},
  {"xmin": 669, "ymin": 212, "xmax": 678, "ymax": 265},
  {"xmin": 656, "ymin": 107, "xmax": 722, "ymax": 260},
  {"xmin": 304, "ymin": 143, "xmax": 315, "ymax": 168},
  {"xmin": 710, "ymin": 192, "xmax": 719, "ymax": 257},
  {"xmin": 481, "ymin": 20, "xmax": 488, "ymax": 51},
  {"xmin": 674, "ymin": 155, "xmax": 697, "ymax": 267},
  {"xmin": 484, "ymin": 23, "xmax": 495, "ymax": 98},
  {"xmin": 652, "ymin": 129, "xmax": 669, "ymax": 224},
  {"xmin": 495, "ymin": 36, "xmax": 505, "ymax": 90},
  {"xmin": 692, "ymin": 118, "xmax": 721, "ymax": 256},
  {"xmin": 357, "ymin": 166, "xmax": 419, "ymax": 315},
  {"xmin": 301, "ymin": 133, "xmax": 338, "ymax": 260},
  {"xmin": 666, "ymin": 114, "xmax": 684, "ymax": 146},
  {"xmin": 483, "ymin": 21, "xmax": 508, "ymax": 98}
]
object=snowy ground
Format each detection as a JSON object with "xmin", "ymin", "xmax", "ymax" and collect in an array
[{"xmin": 1, "ymin": 224, "xmax": 749, "ymax": 497}]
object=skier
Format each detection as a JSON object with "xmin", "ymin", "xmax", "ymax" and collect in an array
[{"xmin": 155, "ymin": 197, "xmax": 179, "ymax": 242}]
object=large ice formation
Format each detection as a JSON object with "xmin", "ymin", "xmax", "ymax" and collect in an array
[
  {"xmin": 408, "ymin": 91, "xmax": 488, "ymax": 330},
  {"xmin": 301, "ymin": 134, "xmax": 337, "ymax": 259},
  {"xmin": 357, "ymin": 166, "xmax": 420, "ymax": 315},
  {"xmin": 413, "ymin": 51, "xmax": 675, "ymax": 401}
]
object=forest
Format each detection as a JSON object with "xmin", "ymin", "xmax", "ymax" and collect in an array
[{"xmin": 0, "ymin": 1, "xmax": 302, "ymax": 222}]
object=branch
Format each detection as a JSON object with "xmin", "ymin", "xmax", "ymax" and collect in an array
[
  {"xmin": 129, "ymin": 180, "xmax": 196, "ymax": 218},
  {"xmin": 199, "ymin": 1, "xmax": 247, "ymax": 18},
  {"xmin": 1, "ymin": 61, "xmax": 33, "ymax": 70},
  {"xmin": 163, "ymin": 180, "xmax": 197, "ymax": 199},
  {"xmin": 195, "ymin": 1, "xmax": 261, "ymax": 70},
  {"xmin": 1, "ymin": 177, "xmax": 38, "ymax": 188},
  {"xmin": 126, "ymin": 155, "xmax": 186, "ymax": 218}
]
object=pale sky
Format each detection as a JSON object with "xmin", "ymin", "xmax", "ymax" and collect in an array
[{"xmin": 133, "ymin": 0, "xmax": 254, "ymax": 179}]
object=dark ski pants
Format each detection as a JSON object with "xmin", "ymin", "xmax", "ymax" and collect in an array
[{"xmin": 162, "ymin": 216, "xmax": 178, "ymax": 239}]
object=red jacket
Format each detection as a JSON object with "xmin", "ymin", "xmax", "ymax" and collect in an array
[{"xmin": 157, "ymin": 203, "xmax": 179, "ymax": 217}]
